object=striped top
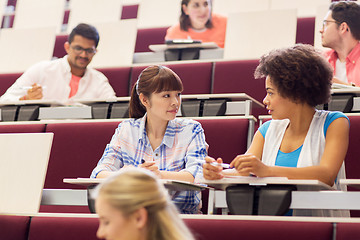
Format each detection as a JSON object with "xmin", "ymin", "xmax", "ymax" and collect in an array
[{"xmin": 91, "ymin": 114, "xmax": 208, "ymax": 214}]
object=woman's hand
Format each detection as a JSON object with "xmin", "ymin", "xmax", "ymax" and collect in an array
[
  {"xmin": 140, "ymin": 161, "xmax": 161, "ymax": 177},
  {"xmin": 230, "ymin": 154, "xmax": 270, "ymax": 177},
  {"xmin": 203, "ymin": 156, "xmax": 224, "ymax": 180}
]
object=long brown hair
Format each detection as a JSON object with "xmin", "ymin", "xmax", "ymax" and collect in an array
[{"xmin": 129, "ymin": 65, "xmax": 183, "ymax": 119}]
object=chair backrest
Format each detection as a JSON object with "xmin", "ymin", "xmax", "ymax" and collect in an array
[
  {"xmin": 89, "ymin": 20, "xmax": 137, "ymax": 68},
  {"xmin": 345, "ymin": 115, "xmax": 360, "ymax": 179},
  {"xmin": 0, "ymin": 72, "xmax": 23, "ymax": 96},
  {"xmin": 0, "ymin": 133, "xmax": 53, "ymax": 214},
  {"xmin": 53, "ymin": 34, "xmax": 68, "ymax": 59},
  {"xmin": 0, "ymin": 27, "xmax": 56, "ymax": 73},
  {"xmin": 12, "ymin": 0, "xmax": 66, "ymax": 33},
  {"xmin": 224, "ymin": 9, "xmax": 297, "ymax": 60},
  {"xmin": 184, "ymin": 218, "xmax": 333, "ymax": 240},
  {"xmin": 96, "ymin": 67, "xmax": 132, "ymax": 97},
  {"xmin": 212, "ymin": 0, "xmax": 270, "ymax": 16},
  {"xmin": 0, "ymin": 215, "xmax": 31, "ymax": 240},
  {"xmin": 270, "ymin": 0, "xmax": 331, "ymax": 17},
  {"xmin": 28, "ymin": 217, "xmax": 99, "ymax": 240},
  {"xmin": 67, "ymin": 0, "xmax": 123, "ymax": 33},
  {"xmin": 135, "ymin": 27, "xmax": 168, "ymax": 52},
  {"xmin": 129, "ymin": 62, "xmax": 213, "ymax": 95},
  {"xmin": 197, "ymin": 117, "xmax": 250, "ymax": 163},
  {"xmin": 44, "ymin": 121, "xmax": 120, "ymax": 189},
  {"xmin": 296, "ymin": 17, "xmax": 315, "ymax": 45},
  {"xmin": 336, "ymin": 222, "xmax": 360, "ymax": 240},
  {"xmin": 0, "ymin": 123, "xmax": 46, "ymax": 133},
  {"xmin": 121, "ymin": 4, "xmax": 139, "ymax": 19},
  {"xmin": 137, "ymin": 0, "xmax": 179, "ymax": 28}
]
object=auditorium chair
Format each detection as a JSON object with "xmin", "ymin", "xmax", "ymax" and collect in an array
[
  {"xmin": 97, "ymin": 66, "xmax": 132, "ymax": 97},
  {"xmin": 336, "ymin": 222, "xmax": 360, "ymax": 240},
  {"xmin": 184, "ymin": 219, "xmax": 333, "ymax": 240},
  {"xmin": 130, "ymin": 62, "xmax": 213, "ymax": 95},
  {"xmin": 0, "ymin": 215, "xmax": 31, "ymax": 240},
  {"xmin": 28, "ymin": 216, "xmax": 99, "ymax": 240},
  {"xmin": 0, "ymin": 72, "xmax": 22, "ymax": 95},
  {"xmin": 212, "ymin": 59, "xmax": 267, "ymax": 118},
  {"xmin": 135, "ymin": 27, "xmax": 168, "ymax": 53}
]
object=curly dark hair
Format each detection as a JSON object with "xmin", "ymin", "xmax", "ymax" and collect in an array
[
  {"xmin": 330, "ymin": 1, "xmax": 360, "ymax": 40},
  {"xmin": 254, "ymin": 44, "xmax": 333, "ymax": 107}
]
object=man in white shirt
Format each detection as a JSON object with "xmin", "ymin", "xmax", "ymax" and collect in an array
[
  {"xmin": 0, "ymin": 23, "xmax": 116, "ymax": 102},
  {"xmin": 320, "ymin": 1, "xmax": 360, "ymax": 86}
]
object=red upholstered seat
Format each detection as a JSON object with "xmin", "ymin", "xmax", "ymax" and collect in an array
[
  {"xmin": 44, "ymin": 121, "xmax": 120, "ymax": 189},
  {"xmin": 130, "ymin": 62, "xmax": 212, "ymax": 95},
  {"xmin": 336, "ymin": 222, "xmax": 360, "ymax": 240},
  {"xmin": 344, "ymin": 115, "xmax": 360, "ymax": 217},
  {"xmin": 53, "ymin": 34, "xmax": 68, "ymax": 59},
  {"xmin": 0, "ymin": 215, "xmax": 30, "ymax": 240},
  {"xmin": 296, "ymin": 17, "xmax": 315, "ymax": 45},
  {"xmin": 96, "ymin": 67, "xmax": 132, "ymax": 97},
  {"xmin": 197, "ymin": 118, "xmax": 249, "ymax": 164},
  {"xmin": 184, "ymin": 219, "xmax": 333, "ymax": 240},
  {"xmin": 0, "ymin": 123, "xmax": 45, "ymax": 133},
  {"xmin": 121, "ymin": 4, "xmax": 139, "ymax": 19},
  {"xmin": 213, "ymin": 60, "xmax": 267, "ymax": 118},
  {"xmin": 0, "ymin": 72, "xmax": 22, "ymax": 96},
  {"xmin": 135, "ymin": 27, "xmax": 168, "ymax": 53},
  {"xmin": 28, "ymin": 217, "xmax": 99, "ymax": 240}
]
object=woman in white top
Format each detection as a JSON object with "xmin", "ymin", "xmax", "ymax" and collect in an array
[{"xmin": 203, "ymin": 44, "xmax": 350, "ymax": 216}]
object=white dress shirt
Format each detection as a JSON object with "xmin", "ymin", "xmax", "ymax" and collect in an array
[{"xmin": 0, "ymin": 56, "xmax": 116, "ymax": 102}]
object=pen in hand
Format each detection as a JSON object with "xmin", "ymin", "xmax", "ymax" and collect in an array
[{"xmin": 200, "ymin": 160, "xmax": 232, "ymax": 169}]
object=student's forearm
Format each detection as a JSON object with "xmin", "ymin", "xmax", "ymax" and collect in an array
[
  {"xmin": 267, "ymin": 165, "xmax": 337, "ymax": 186},
  {"xmin": 159, "ymin": 171, "xmax": 195, "ymax": 182},
  {"xmin": 95, "ymin": 170, "xmax": 113, "ymax": 178}
]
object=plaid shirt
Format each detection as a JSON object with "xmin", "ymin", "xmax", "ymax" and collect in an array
[{"xmin": 91, "ymin": 114, "xmax": 208, "ymax": 214}]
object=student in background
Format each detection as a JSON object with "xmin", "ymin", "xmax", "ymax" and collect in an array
[
  {"xmin": 320, "ymin": 1, "xmax": 360, "ymax": 86},
  {"xmin": 95, "ymin": 168, "xmax": 195, "ymax": 240},
  {"xmin": 0, "ymin": 23, "xmax": 116, "ymax": 102},
  {"xmin": 91, "ymin": 65, "xmax": 208, "ymax": 214},
  {"xmin": 165, "ymin": 0, "xmax": 227, "ymax": 48},
  {"xmin": 203, "ymin": 44, "xmax": 350, "ymax": 217}
]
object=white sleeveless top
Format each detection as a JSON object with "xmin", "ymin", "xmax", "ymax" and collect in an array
[{"xmin": 262, "ymin": 110, "xmax": 349, "ymax": 217}]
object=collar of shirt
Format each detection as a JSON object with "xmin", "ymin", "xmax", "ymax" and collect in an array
[
  {"xmin": 327, "ymin": 41, "xmax": 360, "ymax": 64},
  {"xmin": 347, "ymin": 41, "xmax": 360, "ymax": 65},
  {"xmin": 61, "ymin": 55, "xmax": 89, "ymax": 79},
  {"xmin": 138, "ymin": 114, "xmax": 175, "ymax": 149}
]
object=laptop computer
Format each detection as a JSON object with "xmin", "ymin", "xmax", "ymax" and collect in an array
[{"xmin": 0, "ymin": 133, "xmax": 53, "ymax": 214}]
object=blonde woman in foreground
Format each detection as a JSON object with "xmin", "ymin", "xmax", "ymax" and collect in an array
[{"xmin": 94, "ymin": 168, "xmax": 195, "ymax": 240}]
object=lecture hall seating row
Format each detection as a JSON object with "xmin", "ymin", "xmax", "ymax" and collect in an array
[
  {"xmin": 0, "ymin": 116, "xmax": 251, "ymax": 213},
  {"xmin": 2, "ymin": 114, "xmax": 360, "ymax": 215},
  {"xmin": 1, "ymin": 214, "xmax": 360, "ymax": 240},
  {"xmin": 0, "ymin": 59, "xmax": 268, "ymax": 118}
]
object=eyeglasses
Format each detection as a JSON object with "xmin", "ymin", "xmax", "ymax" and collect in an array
[
  {"xmin": 71, "ymin": 45, "xmax": 97, "ymax": 56},
  {"xmin": 322, "ymin": 20, "xmax": 339, "ymax": 30}
]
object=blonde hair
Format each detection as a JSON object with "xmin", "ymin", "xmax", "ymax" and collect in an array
[{"xmin": 95, "ymin": 168, "xmax": 195, "ymax": 240}]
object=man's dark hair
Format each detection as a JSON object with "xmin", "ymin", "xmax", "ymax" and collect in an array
[
  {"xmin": 330, "ymin": 1, "xmax": 360, "ymax": 40},
  {"xmin": 68, "ymin": 23, "xmax": 100, "ymax": 47}
]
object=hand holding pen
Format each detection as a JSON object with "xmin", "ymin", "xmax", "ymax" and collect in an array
[
  {"xmin": 202, "ymin": 156, "xmax": 226, "ymax": 180},
  {"xmin": 139, "ymin": 159, "xmax": 161, "ymax": 177},
  {"xmin": 19, "ymin": 83, "xmax": 43, "ymax": 100}
]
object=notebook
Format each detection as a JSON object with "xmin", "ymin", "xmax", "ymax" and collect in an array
[{"xmin": 0, "ymin": 133, "xmax": 54, "ymax": 214}]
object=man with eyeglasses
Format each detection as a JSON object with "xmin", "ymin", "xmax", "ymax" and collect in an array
[
  {"xmin": 0, "ymin": 23, "xmax": 116, "ymax": 102},
  {"xmin": 320, "ymin": 1, "xmax": 360, "ymax": 87}
]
